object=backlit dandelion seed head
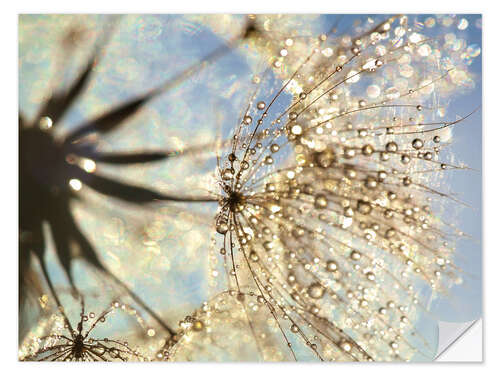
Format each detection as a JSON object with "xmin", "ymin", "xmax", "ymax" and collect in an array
[{"xmin": 195, "ymin": 14, "xmax": 481, "ymax": 361}]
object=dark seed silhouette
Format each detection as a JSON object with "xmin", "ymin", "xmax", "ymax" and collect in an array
[{"xmin": 19, "ymin": 17, "xmax": 255, "ymax": 338}]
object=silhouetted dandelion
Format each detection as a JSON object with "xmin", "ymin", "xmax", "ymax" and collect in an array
[{"xmin": 19, "ymin": 15, "xmax": 254, "ymax": 340}]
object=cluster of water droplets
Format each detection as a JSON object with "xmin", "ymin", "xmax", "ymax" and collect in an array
[{"xmin": 171, "ymin": 14, "xmax": 480, "ymax": 362}]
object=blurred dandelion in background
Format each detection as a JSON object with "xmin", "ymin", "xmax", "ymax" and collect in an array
[
  {"xmin": 19, "ymin": 14, "xmax": 481, "ymax": 362},
  {"xmin": 19, "ymin": 294, "xmax": 149, "ymax": 361}
]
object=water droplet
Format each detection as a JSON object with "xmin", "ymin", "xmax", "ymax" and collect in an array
[
  {"xmin": 385, "ymin": 141, "xmax": 398, "ymax": 152},
  {"xmin": 357, "ymin": 200, "xmax": 372, "ymax": 214},
  {"xmin": 350, "ymin": 251, "xmax": 361, "ymax": 261},
  {"xmin": 365, "ymin": 176, "xmax": 378, "ymax": 189},
  {"xmin": 344, "ymin": 147, "xmax": 356, "ymax": 159},
  {"xmin": 266, "ymin": 183, "xmax": 276, "ymax": 192},
  {"xmin": 326, "ymin": 261, "xmax": 338, "ymax": 272},
  {"xmin": 39, "ymin": 116, "xmax": 53, "ymax": 131},
  {"xmin": 307, "ymin": 283, "xmax": 325, "ymax": 299},
  {"xmin": 263, "ymin": 241, "xmax": 273, "ymax": 251},
  {"xmin": 216, "ymin": 223, "xmax": 229, "ymax": 235},
  {"xmin": 314, "ymin": 194, "xmax": 328, "ymax": 209},
  {"xmin": 412, "ymin": 138, "xmax": 424, "ymax": 149},
  {"xmin": 341, "ymin": 342, "xmax": 352, "ymax": 352},
  {"xmin": 315, "ymin": 150, "xmax": 335, "ymax": 168},
  {"xmin": 362, "ymin": 144, "xmax": 374, "ymax": 156},
  {"xmin": 401, "ymin": 154, "xmax": 411, "ymax": 164},
  {"xmin": 344, "ymin": 206, "xmax": 354, "ymax": 217},
  {"xmin": 222, "ymin": 168, "xmax": 233, "ymax": 180},
  {"xmin": 68, "ymin": 178, "xmax": 82, "ymax": 191},
  {"xmin": 192, "ymin": 320, "xmax": 204, "ymax": 331},
  {"xmin": 291, "ymin": 125, "xmax": 302, "ymax": 135},
  {"xmin": 378, "ymin": 171, "xmax": 387, "ymax": 180}
]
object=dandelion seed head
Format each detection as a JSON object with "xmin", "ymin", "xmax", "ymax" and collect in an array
[{"xmin": 189, "ymin": 13, "xmax": 482, "ymax": 362}]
